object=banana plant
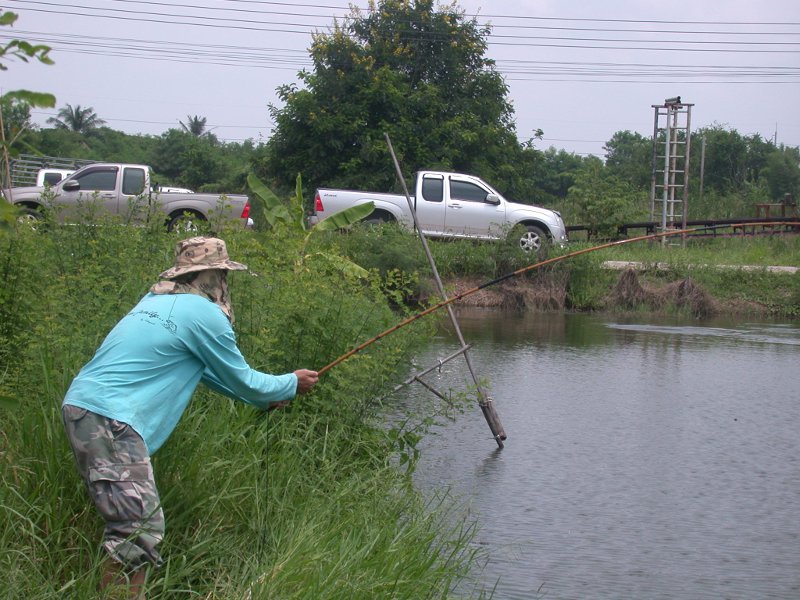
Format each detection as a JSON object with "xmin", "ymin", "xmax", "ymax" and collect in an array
[{"xmin": 247, "ymin": 173, "xmax": 375, "ymax": 277}]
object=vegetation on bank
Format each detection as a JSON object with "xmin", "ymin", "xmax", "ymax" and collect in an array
[
  {"xmin": 323, "ymin": 224, "xmax": 800, "ymax": 318},
  {"xmin": 0, "ymin": 217, "xmax": 485, "ymax": 599}
]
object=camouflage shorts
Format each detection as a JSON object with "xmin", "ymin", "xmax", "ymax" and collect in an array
[{"xmin": 62, "ymin": 404, "xmax": 165, "ymax": 569}]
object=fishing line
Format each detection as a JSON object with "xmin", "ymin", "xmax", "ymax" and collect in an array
[{"xmin": 317, "ymin": 221, "xmax": 799, "ymax": 376}]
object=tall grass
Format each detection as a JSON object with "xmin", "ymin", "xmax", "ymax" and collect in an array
[{"xmin": 0, "ymin": 216, "xmax": 482, "ymax": 598}]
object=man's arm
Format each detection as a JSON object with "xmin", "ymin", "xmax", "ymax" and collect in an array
[{"xmin": 202, "ymin": 367, "xmax": 318, "ymax": 407}]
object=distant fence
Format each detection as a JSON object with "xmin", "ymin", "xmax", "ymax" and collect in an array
[
  {"xmin": 7, "ymin": 154, "xmax": 96, "ymax": 187},
  {"xmin": 567, "ymin": 217, "xmax": 800, "ymax": 241}
]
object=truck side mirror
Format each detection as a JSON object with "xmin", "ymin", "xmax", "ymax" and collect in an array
[
  {"xmin": 62, "ymin": 180, "xmax": 80, "ymax": 192},
  {"xmin": 485, "ymin": 193, "xmax": 500, "ymax": 205}
]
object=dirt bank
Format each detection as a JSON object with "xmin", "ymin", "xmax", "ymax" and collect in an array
[{"xmin": 441, "ymin": 268, "xmax": 783, "ymax": 317}]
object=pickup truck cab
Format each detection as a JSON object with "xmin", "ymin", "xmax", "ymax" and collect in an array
[
  {"xmin": 6, "ymin": 163, "xmax": 252, "ymax": 231},
  {"xmin": 36, "ymin": 168, "xmax": 74, "ymax": 187},
  {"xmin": 312, "ymin": 171, "xmax": 567, "ymax": 253}
]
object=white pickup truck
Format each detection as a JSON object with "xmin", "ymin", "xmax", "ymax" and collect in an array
[
  {"xmin": 311, "ymin": 171, "xmax": 567, "ymax": 253},
  {"xmin": 5, "ymin": 162, "xmax": 253, "ymax": 231}
]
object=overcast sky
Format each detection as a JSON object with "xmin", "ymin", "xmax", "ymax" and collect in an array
[{"xmin": 3, "ymin": 0, "xmax": 799, "ymax": 158}]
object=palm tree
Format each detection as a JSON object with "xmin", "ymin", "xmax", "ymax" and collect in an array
[
  {"xmin": 179, "ymin": 115, "xmax": 207, "ymax": 136},
  {"xmin": 47, "ymin": 104, "xmax": 106, "ymax": 134}
]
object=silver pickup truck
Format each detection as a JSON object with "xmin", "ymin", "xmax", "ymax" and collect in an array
[
  {"xmin": 4, "ymin": 162, "xmax": 253, "ymax": 231},
  {"xmin": 312, "ymin": 171, "xmax": 567, "ymax": 253}
]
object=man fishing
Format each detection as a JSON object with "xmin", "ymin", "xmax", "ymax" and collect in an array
[{"xmin": 61, "ymin": 236, "xmax": 318, "ymax": 599}]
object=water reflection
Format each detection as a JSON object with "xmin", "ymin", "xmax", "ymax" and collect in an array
[{"xmin": 402, "ymin": 310, "xmax": 800, "ymax": 600}]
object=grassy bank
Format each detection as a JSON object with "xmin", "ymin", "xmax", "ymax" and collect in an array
[
  {"xmin": 326, "ymin": 225, "xmax": 800, "ymax": 318},
  {"xmin": 0, "ymin": 219, "xmax": 482, "ymax": 599}
]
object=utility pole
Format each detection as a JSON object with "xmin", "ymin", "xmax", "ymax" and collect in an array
[{"xmin": 699, "ymin": 135, "xmax": 706, "ymax": 201}]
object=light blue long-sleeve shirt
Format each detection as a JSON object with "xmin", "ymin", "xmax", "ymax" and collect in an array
[{"xmin": 63, "ymin": 292, "xmax": 297, "ymax": 453}]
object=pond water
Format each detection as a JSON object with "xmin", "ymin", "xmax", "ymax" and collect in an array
[{"xmin": 399, "ymin": 310, "xmax": 800, "ymax": 600}]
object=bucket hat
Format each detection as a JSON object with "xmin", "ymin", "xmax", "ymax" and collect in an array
[{"xmin": 159, "ymin": 236, "xmax": 248, "ymax": 279}]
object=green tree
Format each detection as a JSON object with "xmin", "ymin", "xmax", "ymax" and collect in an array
[
  {"xmin": 604, "ymin": 130, "xmax": 652, "ymax": 189},
  {"xmin": 179, "ymin": 115, "xmax": 208, "ymax": 137},
  {"xmin": 567, "ymin": 157, "xmax": 647, "ymax": 238},
  {"xmin": 151, "ymin": 129, "xmax": 224, "ymax": 191},
  {"xmin": 762, "ymin": 145, "xmax": 800, "ymax": 200},
  {"xmin": 533, "ymin": 147, "xmax": 588, "ymax": 204},
  {"xmin": 744, "ymin": 133, "xmax": 774, "ymax": 184},
  {"xmin": 258, "ymin": 0, "xmax": 532, "ymax": 201},
  {"xmin": 692, "ymin": 124, "xmax": 750, "ymax": 194},
  {"xmin": 46, "ymin": 103, "xmax": 106, "ymax": 134}
]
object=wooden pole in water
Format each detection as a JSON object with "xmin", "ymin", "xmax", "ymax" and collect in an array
[{"xmin": 383, "ymin": 133, "xmax": 506, "ymax": 448}]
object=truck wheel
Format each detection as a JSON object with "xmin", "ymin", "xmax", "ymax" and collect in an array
[
  {"xmin": 167, "ymin": 211, "xmax": 205, "ymax": 233},
  {"xmin": 364, "ymin": 213, "xmax": 391, "ymax": 225},
  {"xmin": 517, "ymin": 225, "xmax": 549, "ymax": 258},
  {"xmin": 17, "ymin": 207, "xmax": 43, "ymax": 227}
]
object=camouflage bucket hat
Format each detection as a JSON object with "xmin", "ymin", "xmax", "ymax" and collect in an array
[{"xmin": 159, "ymin": 237, "xmax": 248, "ymax": 279}]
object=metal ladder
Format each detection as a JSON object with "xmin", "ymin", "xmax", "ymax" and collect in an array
[{"xmin": 649, "ymin": 98, "xmax": 694, "ymax": 245}]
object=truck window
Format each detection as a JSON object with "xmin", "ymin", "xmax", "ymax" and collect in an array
[
  {"xmin": 43, "ymin": 172, "xmax": 63, "ymax": 186},
  {"xmin": 75, "ymin": 168, "xmax": 118, "ymax": 192},
  {"xmin": 421, "ymin": 175, "xmax": 444, "ymax": 202},
  {"xmin": 450, "ymin": 180, "xmax": 489, "ymax": 203},
  {"xmin": 122, "ymin": 167, "xmax": 146, "ymax": 195}
]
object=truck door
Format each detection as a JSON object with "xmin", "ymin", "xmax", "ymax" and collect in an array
[
  {"xmin": 121, "ymin": 166, "xmax": 148, "ymax": 220},
  {"xmin": 414, "ymin": 173, "xmax": 447, "ymax": 235},
  {"xmin": 58, "ymin": 165, "xmax": 121, "ymax": 218},
  {"xmin": 444, "ymin": 176, "xmax": 505, "ymax": 239}
]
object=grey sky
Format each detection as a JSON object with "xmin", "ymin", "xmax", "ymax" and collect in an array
[{"xmin": 3, "ymin": 0, "xmax": 799, "ymax": 158}]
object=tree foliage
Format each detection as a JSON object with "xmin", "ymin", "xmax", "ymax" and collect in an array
[
  {"xmin": 533, "ymin": 147, "xmax": 589, "ymax": 205},
  {"xmin": 0, "ymin": 8, "xmax": 56, "ymax": 114},
  {"xmin": 47, "ymin": 103, "xmax": 106, "ymax": 134},
  {"xmin": 566, "ymin": 157, "xmax": 648, "ymax": 238},
  {"xmin": 762, "ymin": 145, "xmax": 800, "ymax": 201},
  {"xmin": 0, "ymin": 96, "xmax": 31, "ymax": 143},
  {"xmin": 150, "ymin": 129, "xmax": 218, "ymax": 188},
  {"xmin": 257, "ymin": 0, "xmax": 533, "ymax": 201},
  {"xmin": 179, "ymin": 115, "xmax": 208, "ymax": 137},
  {"xmin": 1, "ymin": 9, "xmax": 56, "ymax": 213},
  {"xmin": 604, "ymin": 130, "xmax": 651, "ymax": 189}
]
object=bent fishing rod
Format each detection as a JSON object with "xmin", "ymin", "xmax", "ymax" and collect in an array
[{"xmin": 317, "ymin": 221, "xmax": 799, "ymax": 376}]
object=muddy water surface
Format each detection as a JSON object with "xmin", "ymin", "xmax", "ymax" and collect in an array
[{"xmin": 402, "ymin": 310, "xmax": 800, "ymax": 599}]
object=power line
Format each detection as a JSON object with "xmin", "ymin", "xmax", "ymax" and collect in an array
[
  {"xmin": 471, "ymin": 10, "xmax": 800, "ymax": 26},
  {"xmin": 8, "ymin": 1, "xmax": 800, "ymax": 53},
  {"xmin": 13, "ymin": 28, "xmax": 797, "ymax": 76},
  {"xmin": 6, "ymin": 28, "xmax": 798, "ymax": 80},
  {"xmin": 20, "ymin": 0, "xmax": 800, "ymax": 28}
]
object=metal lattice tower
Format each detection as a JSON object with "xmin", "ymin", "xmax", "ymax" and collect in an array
[{"xmin": 650, "ymin": 97, "xmax": 694, "ymax": 244}]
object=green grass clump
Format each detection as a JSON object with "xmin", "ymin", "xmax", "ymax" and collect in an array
[
  {"xmin": 606, "ymin": 234, "xmax": 800, "ymax": 267},
  {"xmin": 0, "ymin": 216, "xmax": 481, "ymax": 599}
]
